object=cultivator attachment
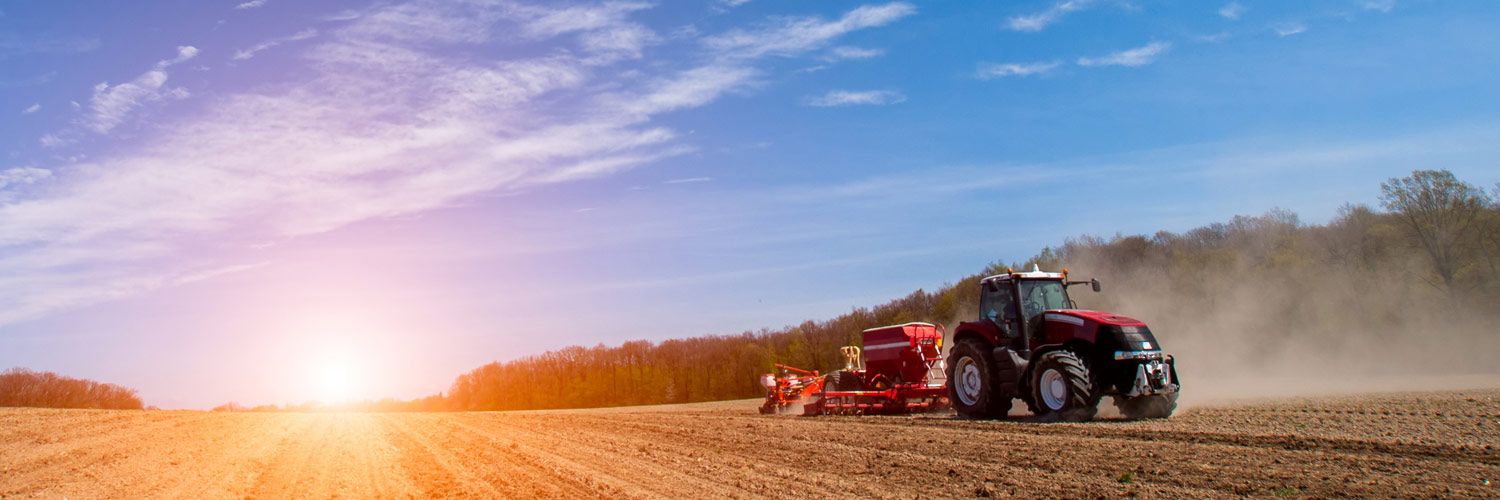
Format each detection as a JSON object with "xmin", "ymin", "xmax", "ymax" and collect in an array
[{"xmin": 758, "ymin": 364, "xmax": 827, "ymax": 415}]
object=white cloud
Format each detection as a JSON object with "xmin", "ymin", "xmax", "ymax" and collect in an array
[
  {"xmin": 1006, "ymin": 0, "xmax": 1092, "ymax": 32},
  {"xmin": 704, "ymin": 2, "xmax": 915, "ymax": 58},
  {"xmin": 1273, "ymin": 23, "xmax": 1307, "ymax": 37},
  {"xmin": 235, "ymin": 0, "xmax": 267, "ymax": 10},
  {"xmin": 233, "ymin": 29, "xmax": 317, "ymax": 60},
  {"xmin": 1218, "ymin": 2, "xmax": 1246, "ymax": 20},
  {"xmin": 38, "ymin": 133, "xmax": 69, "ymax": 148},
  {"xmin": 826, "ymin": 46, "xmax": 884, "ymax": 61},
  {"xmin": 21, "ymin": 103, "xmax": 40, "ymax": 114},
  {"xmin": 159, "ymin": 46, "xmax": 199, "ymax": 68},
  {"xmin": 511, "ymin": 2, "xmax": 660, "ymax": 65},
  {"xmin": 720, "ymin": 0, "xmax": 752, "ymax": 7},
  {"xmin": 665, "ymin": 177, "xmax": 712, "ymax": 184},
  {"xmin": 1195, "ymin": 32, "xmax": 1232, "ymax": 43},
  {"xmin": 519, "ymin": 2, "xmax": 651, "ymax": 37},
  {"xmin": 1076, "ymin": 41, "xmax": 1170, "ymax": 67},
  {"xmin": 976, "ymin": 61, "xmax": 1061, "ymax": 79},
  {"xmin": 1362, "ymin": 0, "xmax": 1395, "ymax": 13},
  {"xmin": 805, "ymin": 89, "xmax": 905, "ymax": 107},
  {"xmin": 0, "ymin": 1, "xmax": 909, "ymax": 325},
  {"xmin": 77, "ymin": 45, "xmax": 198, "ymax": 133},
  {"xmin": 0, "ymin": 167, "xmax": 50, "ymax": 189},
  {"xmin": 619, "ymin": 64, "xmax": 759, "ymax": 116}
]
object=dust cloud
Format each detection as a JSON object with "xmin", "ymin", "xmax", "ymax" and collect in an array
[{"xmin": 1068, "ymin": 251, "xmax": 1500, "ymax": 408}]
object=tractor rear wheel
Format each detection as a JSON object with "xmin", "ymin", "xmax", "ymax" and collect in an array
[
  {"xmin": 1029, "ymin": 350, "xmax": 1097, "ymax": 422},
  {"xmin": 1116, "ymin": 393, "xmax": 1177, "ymax": 419},
  {"xmin": 829, "ymin": 370, "xmax": 863, "ymax": 391},
  {"xmin": 947, "ymin": 339, "xmax": 1012, "ymax": 419}
]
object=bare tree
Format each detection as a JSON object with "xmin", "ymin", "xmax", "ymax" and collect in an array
[{"xmin": 1380, "ymin": 170, "xmax": 1491, "ymax": 294}]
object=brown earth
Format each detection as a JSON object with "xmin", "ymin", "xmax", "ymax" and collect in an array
[{"xmin": 2, "ymin": 389, "xmax": 1497, "ymax": 499}]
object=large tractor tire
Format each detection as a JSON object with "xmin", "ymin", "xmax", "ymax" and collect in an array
[
  {"xmin": 1029, "ymin": 350, "xmax": 1097, "ymax": 422},
  {"xmin": 1116, "ymin": 393, "xmax": 1177, "ymax": 419},
  {"xmin": 947, "ymin": 339, "xmax": 1012, "ymax": 418},
  {"xmin": 822, "ymin": 370, "xmax": 863, "ymax": 415},
  {"xmin": 828, "ymin": 370, "xmax": 863, "ymax": 391}
]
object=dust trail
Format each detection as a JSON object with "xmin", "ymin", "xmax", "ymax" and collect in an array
[{"xmin": 1061, "ymin": 248, "xmax": 1500, "ymax": 407}]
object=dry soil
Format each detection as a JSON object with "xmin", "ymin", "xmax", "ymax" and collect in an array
[{"xmin": 1, "ymin": 389, "xmax": 1497, "ymax": 498}]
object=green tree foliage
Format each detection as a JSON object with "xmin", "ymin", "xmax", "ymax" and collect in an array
[
  {"xmin": 431, "ymin": 169, "xmax": 1500, "ymax": 411},
  {"xmin": 0, "ymin": 368, "xmax": 145, "ymax": 410},
  {"xmin": 1381, "ymin": 170, "xmax": 1493, "ymax": 294}
]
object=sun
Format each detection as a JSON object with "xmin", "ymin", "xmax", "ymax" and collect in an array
[{"xmin": 314, "ymin": 357, "xmax": 363, "ymax": 404}]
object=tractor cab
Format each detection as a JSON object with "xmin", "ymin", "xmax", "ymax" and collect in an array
[{"xmin": 978, "ymin": 265, "xmax": 1099, "ymax": 354}]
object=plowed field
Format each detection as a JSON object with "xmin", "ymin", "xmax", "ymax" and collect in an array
[{"xmin": 2, "ymin": 390, "xmax": 1497, "ymax": 498}]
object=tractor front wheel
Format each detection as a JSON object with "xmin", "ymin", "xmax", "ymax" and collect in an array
[
  {"xmin": 947, "ymin": 339, "xmax": 1011, "ymax": 419},
  {"xmin": 1029, "ymin": 350, "xmax": 1097, "ymax": 422}
]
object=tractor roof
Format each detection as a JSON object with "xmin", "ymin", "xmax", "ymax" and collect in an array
[{"xmin": 981, "ymin": 264, "xmax": 1064, "ymax": 283}]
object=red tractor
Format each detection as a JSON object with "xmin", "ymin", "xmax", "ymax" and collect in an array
[
  {"xmin": 759, "ymin": 323, "xmax": 949, "ymax": 415},
  {"xmin": 947, "ymin": 265, "xmax": 1179, "ymax": 421}
]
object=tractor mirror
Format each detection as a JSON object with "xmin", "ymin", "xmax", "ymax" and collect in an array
[{"xmin": 1091, "ymin": 279, "xmax": 1102, "ymax": 292}]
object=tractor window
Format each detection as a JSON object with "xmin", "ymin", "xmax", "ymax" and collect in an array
[
  {"xmin": 980, "ymin": 284, "xmax": 1013, "ymax": 329},
  {"xmin": 1018, "ymin": 280, "xmax": 1069, "ymax": 320}
]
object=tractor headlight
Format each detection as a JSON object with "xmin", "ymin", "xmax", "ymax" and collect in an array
[{"xmin": 1113, "ymin": 350, "xmax": 1165, "ymax": 361}]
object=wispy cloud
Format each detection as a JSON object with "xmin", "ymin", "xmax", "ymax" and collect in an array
[
  {"xmin": 84, "ymin": 46, "xmax": 198, "ymax": 133},
  {"xmin": 805, "ymin": 89, "xmax": 905, "ymax": 107},
  {"xmin": 1076, "ymin": 41, "xmax": 1170, "ymax": 67},
  {"xmin": 513, "ymin": 2, "xmax": 659, "ymax": 65},
  {"xmin": 0, "ymin": 1, "xmax": 909, "ymax": 326},
  {"xmin": 0, "ymin": 34, "xmax": 100, "ymax": 58},
  {"xmin": 825, "ymin": 46, "xmax": 884, "ymax": 61},
  {"xmin": 976, "ymin": 61, "xmax": 1061, "ymax": 79},
  {"xmin": 1218, "ymin": 2, "xmax": 1246, "ymax": 20},
  {"xmin": 665, "ymin": 177, "xmax": 712, "ymax": 184},
  {"xmin": 1362, "ymin": 0, "xmax": 1396, "ymax": 13},
  {"xmin": 234, "ymin": 0, "xmax": 267, "ymax": 10},
  {"xmin": 0, "ymin": 167, "xmax": 50, "ymax": 190},
  {"xmin": 1006, "ymin": 0, "xmax": 1092, "ymax": 32},
  {"xmin": 1195, "ymin": 32, "xmax": 1232, "ymax": 43},
  {"xmin": 0, "ymin": 71, "xmax": 56, "ymax": 87},
  {"xmin": 704, "ymin": 2, "xmax": 915, "ymax": 58},
  {"xmin": 21, "ymin": 103, "xmax": 40, "ymax": 114},
  {"xmin": 38, "ymin": 133, "xmax": 69, "ymax": 149},
  {"xmin": 233, "ymin": 28, "xmax": 317, "ymax": 60},
  {"xmin": 1273, "ymin": 22, "xmax": 1307, "ymax": 37}
]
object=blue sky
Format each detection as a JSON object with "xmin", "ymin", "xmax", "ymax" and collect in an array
[{"xmin": 2, "ymin": 0, "xmax": 1498, "ymax": 408}]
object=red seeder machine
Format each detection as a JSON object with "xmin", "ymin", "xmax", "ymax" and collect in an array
[{"xmin": 759, "ymin": 322, "xmax": 950, "ymax": 416}]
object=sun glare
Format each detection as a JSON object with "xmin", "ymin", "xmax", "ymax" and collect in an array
[
  {"xmin": 316, "ymin": 361, "xmax": 360, "ymax": 404},
  {"xmin": 287, "ymin": 313, "xmax": 385, "ymax": 405}
]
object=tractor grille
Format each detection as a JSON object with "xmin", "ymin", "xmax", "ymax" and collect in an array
[{"xmin": 1106, "ymin": 325, "xmax": 1158, "ymax": 351}]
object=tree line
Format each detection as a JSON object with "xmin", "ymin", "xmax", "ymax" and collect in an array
[
  {"xmin": 427, "ymin": 169, "xmax": 1499, "ymax": 411},
  {"xmin": 0, "ymin": 368, "xmax": 145, "ymax": 410}
]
